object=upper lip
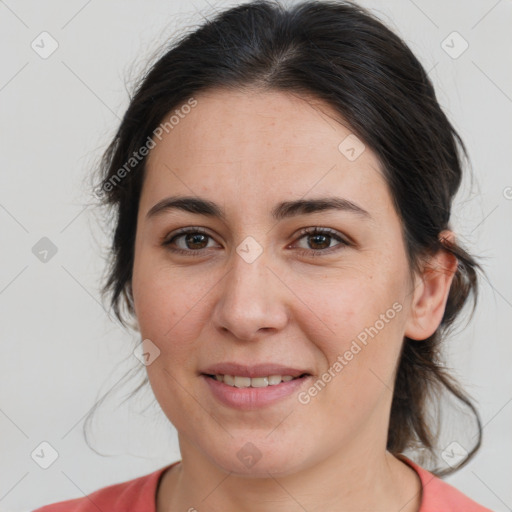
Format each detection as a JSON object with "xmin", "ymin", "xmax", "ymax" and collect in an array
[{"xmin": 201, "ymin": 362, "xmax": 311, "ymax": 379}]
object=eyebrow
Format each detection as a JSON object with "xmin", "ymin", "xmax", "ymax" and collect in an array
[{"xmin": 146, "ymin": 195, "xmax": 371, "ymax": 222}]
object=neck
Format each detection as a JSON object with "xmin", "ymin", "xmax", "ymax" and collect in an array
[{"xmin": 157, "ymin": 437, "xmax": 421, "ymax": 512}]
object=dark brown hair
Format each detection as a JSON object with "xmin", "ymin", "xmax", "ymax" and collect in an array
[{"xmin": 89, "ymin": 0, "xmax": 483, "ymax": 476}]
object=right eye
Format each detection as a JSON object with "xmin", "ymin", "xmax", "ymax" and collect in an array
[{"xmin": 162, "ymin": 227, "xmax": 220, "ymax": 255}]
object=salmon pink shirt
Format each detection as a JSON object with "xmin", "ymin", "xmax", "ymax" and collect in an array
[{"xmin": 32, "ymin": 456, "xmax": 493, "ymax": 511}]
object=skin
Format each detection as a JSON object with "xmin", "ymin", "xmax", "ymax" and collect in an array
[{"xmin": 130, "ymin": 88, "xmax": 457, "ymax": 512}]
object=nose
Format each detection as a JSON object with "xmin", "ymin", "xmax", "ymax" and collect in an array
[{"xmin": 211, "ymin": 247, "xmax": 289, "ymax": 341}]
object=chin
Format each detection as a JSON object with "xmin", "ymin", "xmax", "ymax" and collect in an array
[{"xmin": 204, "ymin": 439, "xmax": 310, "ymax": 478}]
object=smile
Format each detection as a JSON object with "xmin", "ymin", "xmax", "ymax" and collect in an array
[{"xmin": 201, "ymin": 373, "xmax": 312, "ymax": 410}]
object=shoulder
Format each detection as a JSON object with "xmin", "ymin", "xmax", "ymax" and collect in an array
[
  {"xmin": 399, "ymin": 455, "xmax": 494, "ymax": 512},
  {"xmin": 32, "ymin": 463, "xmax": 176, "ymax": 512}
]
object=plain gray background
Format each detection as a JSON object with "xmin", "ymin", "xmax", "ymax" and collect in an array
[{"xmin": 1, "ymin": 0, "xmax": 511, "ymax": 511}]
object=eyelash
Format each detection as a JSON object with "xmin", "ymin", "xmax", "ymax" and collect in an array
[{"xmin": 162, "ymin": 226, "xmax": 351, "ymax": 257}]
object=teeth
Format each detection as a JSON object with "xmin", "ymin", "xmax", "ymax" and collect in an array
[{"xmin": 212, "ymin": 374, "xmax": 301, "ymax": 388}]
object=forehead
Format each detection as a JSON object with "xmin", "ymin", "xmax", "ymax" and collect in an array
[{"xmin": 142, "ymin": 88, "xmax": 390, "ymax": 216}]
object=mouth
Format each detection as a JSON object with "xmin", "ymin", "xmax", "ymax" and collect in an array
[
  {"xmin": 201, "ymin": 372, "xmax": 311, "ymax": 388},
  {"xmin": 200, "ymin": 372, "xmax": 312, "ymax": 409}
]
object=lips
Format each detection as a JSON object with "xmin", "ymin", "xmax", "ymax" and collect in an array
[
  {"xmin": 200, "ymin": 362, "xmax": 312, "ymax": 379},
  {"xmin": 202, "ymin": 370, "xmax": 312, "ymax": 409}
]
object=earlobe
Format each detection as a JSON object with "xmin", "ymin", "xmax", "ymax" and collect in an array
[{"xmin": 404, "ymin": 231, "xmax": 458, "ymax": 341}]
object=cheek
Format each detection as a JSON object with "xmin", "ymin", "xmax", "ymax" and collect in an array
[
  {"xmin": 131, "ymin": 259, "xmax": 213, "ymax": 426},
  {"xmin": 292, "ymin": 267, "xmax": 407, "ymax": 399},
  {"xmin": 292, "ymin": 265, "xmax": 405, "ymax": 339},
  {"xmin": 132, "ymin": 254, "xmax": 219, "ymax": 359}
]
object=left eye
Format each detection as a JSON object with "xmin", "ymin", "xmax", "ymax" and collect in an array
[{"xmin": 293, "ymin": 228, "xmax": 349, "ymax": 254}]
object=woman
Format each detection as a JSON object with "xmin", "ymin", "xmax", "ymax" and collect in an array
[{"xmin": 34, "ymin": 0, "xmax": 492, "ymax": 510}]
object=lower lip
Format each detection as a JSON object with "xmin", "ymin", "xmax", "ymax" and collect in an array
[{"xmin": 202, "ymin": 374, "xmax": 311, "ymax": 410}]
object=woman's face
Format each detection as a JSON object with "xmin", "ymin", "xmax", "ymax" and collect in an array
[{"xmin": 132, "ymin": 88, "xmax": 425, "ymax": 475}]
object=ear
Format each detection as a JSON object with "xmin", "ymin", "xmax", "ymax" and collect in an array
[{"xmin": 404, "ymin": 230, "xmax": 458, "ymax": 341}]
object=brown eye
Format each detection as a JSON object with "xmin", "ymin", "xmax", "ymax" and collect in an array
[
  {"xmin": 181, "ymin": 232, "xmax": 209, "ymax": 250},
  {"xmin": 307, "ymin": 232, "xmax": 331, "ymax": 250},
  {"xmin": 163, "ymin": 227, "xmax": 219, "ymax": 255},
  {"xmin": 294, "ymin": 227, "xmax": 350, "ymax": 256}
]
